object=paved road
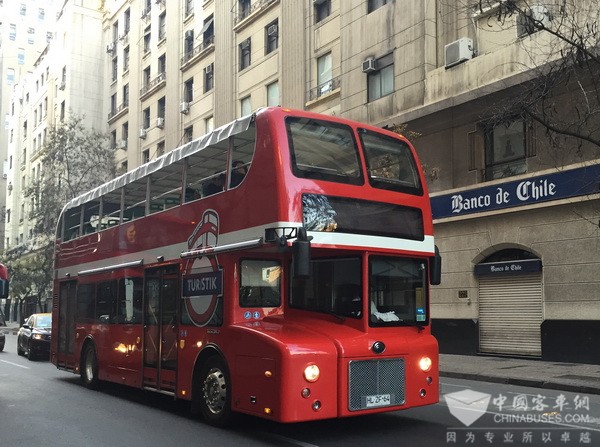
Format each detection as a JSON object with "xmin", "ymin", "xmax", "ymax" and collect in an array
[{"xmin": 2, "ymin": 332, "xmax": 600, "ymax": 446}]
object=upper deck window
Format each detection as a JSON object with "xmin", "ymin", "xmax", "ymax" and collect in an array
[
  {"xmin": 286, "ymin": 117, "xmax": 363, "ymax": 185},
  {"xmin": 360, "ymin": 129, "xmax": 423, "ymax": 195}
]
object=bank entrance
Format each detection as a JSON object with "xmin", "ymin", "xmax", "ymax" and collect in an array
[{"xmin": 476, "ymin": 249, "xmax": 543, "ymax": 357}]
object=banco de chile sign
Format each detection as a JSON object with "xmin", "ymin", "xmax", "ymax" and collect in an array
[{"xmin": 430, "ymin": 164, "xmax": 600, "ymax": 219}]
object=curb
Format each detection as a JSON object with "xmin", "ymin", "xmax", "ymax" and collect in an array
[{"xmin": 441, "ymin": 371, "xmax": 600, "ymax": 395}]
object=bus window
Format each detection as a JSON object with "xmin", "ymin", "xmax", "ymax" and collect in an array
[
  {"xmin": 76, "ymin": 283, "xmax": 96, "ymax": 323},
  {"xmin": 149, "ymin": 160, "xmax": 183, "ymax": 212},
  {"xmin": 64, "ymin": 205, "xmax": 82, "ymax": 241},
  {"xmin": 117, "ymin": 278, "xmax": 143, "ymax": 324},
  {"xmin": 82, "ymin": 200, "xmax": 100, "ymax": 234},
  {"xmin": 240, "ymin": 260, "xmax": 281, "ymax": 308},
  {"xmin": 286, "ymin": 117, "xmax": 363, "ymax": 185},
  {"xmin": 291, "ymin": 257, "xmax": 362, "ymax": 318},
  {"xmin": 360, "ymin": 129, "xmax": 423, "ymax": 195},
  {"xmin": 123, "ymin": 176, "xmax": 148, "ymax": 221},
  {"xmin": 97, "ymin": 280, "xmax": 117, "ymax": 324},
  {"xmin": 229, "ymin": 125, "xmax": 255, "ymax": 188},
  {"xmin": 102, "ymin": 188, "xmax": 123, "ymax": 229},
  {"xmin": 186, "ymin": 143, "xmax": 227, "ymax": 199},
  {"xmin": 369, "ymin": 256, "xmax": 428, "ymax": 326}
]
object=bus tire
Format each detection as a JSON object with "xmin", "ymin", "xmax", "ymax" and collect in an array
[
  {"xmin": 81, "ymin": 343, "xmax": 100, "ymax": 390},
  {"xmin": 194, "ymin": 356, "xmax": 232, "ymax": 427}
]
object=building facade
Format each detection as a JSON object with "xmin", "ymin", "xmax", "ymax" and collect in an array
[
  {"xmin": 0, "ymin": 0, "xmax": 60, "ymax": 250},
  {"xmin": 4, "ymin": 0, "xmax": 600, "ymax": 362}
]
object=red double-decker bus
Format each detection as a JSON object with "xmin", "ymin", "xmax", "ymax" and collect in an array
[{"xmin": 51, "ymin": 107, "xmax": 441, "ymax": 425}]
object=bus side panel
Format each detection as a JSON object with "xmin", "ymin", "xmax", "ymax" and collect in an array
[
  {"xmin": 226, "ymin": 323, "xmax": 338, "ymax": 423},
  {"xmin": 101, "ymin": 323, "xmax": 143, "ymax": 387}
]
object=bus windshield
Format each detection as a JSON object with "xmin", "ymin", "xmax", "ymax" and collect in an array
[
  {"xmin": 291, "ymin": 257, "xmax": 363, "ymax": 319},
  {"xmin": 286, "ymin": 117, "xmax": 363, "ymax": 185},
  {"xmin": 360, "ymin": 129, "xmax": 423, "ymax": 195},
  {"xmin": 369, "ymin": 256, "xmax": 428, "ymax": 327}
]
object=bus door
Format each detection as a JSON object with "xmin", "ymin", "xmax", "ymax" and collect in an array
[
  {"xmin": 143, "ymin": 265, "xmax": 179, "ymax": 392},
  {"xmin": 56, "ymin": 280, "xmax": 77, "ymax": 369}
]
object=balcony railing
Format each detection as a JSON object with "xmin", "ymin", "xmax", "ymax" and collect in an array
[
  {"xmin": 307, "ymin": 76, "xmax": 340, "ymax": 102},
  {"xmin": 140, "ymin": 72, "xmax": 166, "ymax": 97},
  {"xmin": 108, "ymin": 101, "xmax": 130, "ymax": 122},
  {"xmin": 181, "ymin": 35, "xmax": 215, "ymax": 66},
  {"xmin": 234, "ymin": 0, "xmax": 278, "ymax": 25}
]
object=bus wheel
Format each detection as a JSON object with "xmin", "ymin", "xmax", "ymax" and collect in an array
[
  {"xmin": 196, "ymin": 356, "xmax": 232, "ymax": 426},
  {"xmin": 81, "ymin": 344, "xmax": 100, "ymax": 390}
]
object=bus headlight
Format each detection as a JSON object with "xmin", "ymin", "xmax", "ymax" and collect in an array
[
  {"xmin": 303, "ymin": 364, "xmax": 320, "ymax": 382},
  {"xmin": 419, "ymin": 356, "xmax": 432, "ymax": 372}
]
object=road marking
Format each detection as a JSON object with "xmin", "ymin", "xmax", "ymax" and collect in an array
[{"xmin": 0, "ymin": 359, "xmax": 30, "ymax": 369}]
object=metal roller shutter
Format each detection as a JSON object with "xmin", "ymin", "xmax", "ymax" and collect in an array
[{"xmin": 478, "ymin": 274, "xmax": 543, "ymax": 356}]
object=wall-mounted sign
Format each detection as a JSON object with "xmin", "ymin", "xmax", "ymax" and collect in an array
[
  {"xmin": 431, "ymin": 164, "xmax": 600, "ymax": 219},
  {"xmin": 474, "ymin": 259, "xmax": 542, "ymax": 277}
]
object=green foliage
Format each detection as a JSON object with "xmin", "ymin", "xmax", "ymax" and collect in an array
[
  {"xmin": 6, "ymin": 115, "xmax": 116, "ymax": 312},
  {"xmin": 25, "ymin": 115, "xmax": 116, "ymax": 237}
]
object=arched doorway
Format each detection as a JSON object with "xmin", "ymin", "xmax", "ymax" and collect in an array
[{"xmin": 476, "ymin": 249, "xmax": 543, "ymax": 357}]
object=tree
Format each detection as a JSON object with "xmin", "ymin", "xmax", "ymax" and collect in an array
[
  {"xmin": 28, "ymin": 115, "xmax": 117, "ymax": 236},
  {"xmin": 448, "ymin": 0, "xmax": 600, "ymax": 158},
  {"xmin": 4, "ymin": 115, "xmax": 116, "ymax": 320}
]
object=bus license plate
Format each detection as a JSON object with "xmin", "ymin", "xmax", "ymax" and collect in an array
[{"xmin": 366, "ymin": 394, "xmax": 391, "ymax": 407}]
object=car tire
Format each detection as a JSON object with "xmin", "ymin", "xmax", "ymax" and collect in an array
[
  {"xmin": 27, "ymin": 341, "xmax": 35, "ymax": 360},
  {"xmin": 193, "ymin": 356, "xmax": 232, "ymax": 427},
  {"xmin": 17, "ymin": 338, "xmax": 24, "ymax": 356},
  {"xmin": 81, "ymin": 344, "xmax": 101, "ymax": 390}
]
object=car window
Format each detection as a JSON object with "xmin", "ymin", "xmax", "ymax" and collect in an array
[{"xmin": 35, "ymin": 315, "xmax": 52, "ymax": 328}]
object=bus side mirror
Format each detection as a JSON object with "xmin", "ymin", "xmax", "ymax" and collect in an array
[
  {"xmin": 0, "ymin": 279, "xmax": 8, "ymax": 299},
  {"xmin": 430, "ymin": 246, "xmax": 441, "ymax": 286},
  {"xmin": 293, "ymin": 228, "xmax": 312, "ymax": 279}
]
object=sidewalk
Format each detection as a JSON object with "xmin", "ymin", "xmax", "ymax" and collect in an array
[
  {"xmin": 0, "ymin": 321, "xmax": 20, "ymax": 334},
  {"xmin": 441, "ymin": 353, "xmax": 600, "ymax": 395}
]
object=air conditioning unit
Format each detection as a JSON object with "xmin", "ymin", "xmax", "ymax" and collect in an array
[
  {"xmin": 156, "ymin": 117, "xmax": 165, "ymax": 128},
  {"xmin": 139, "ymin": 128, "xmax": 147, "ymax": 139},
  {"xmin": 444, "ymin": 37, "xmax": 473, "ymax": 69},
  {"xmin": 106, "ymin": 42, "xmax": 115, "ymax": 53},
  {"xmin": 180, "ymin": 102, "xmax": 190, "ymax": 114},
  {"xmin": 362, "ymin": 57, "xmax": 377, "ymax": 73},
  {"xmin": 517, "ymin": 5, "xmax": 550, "ymax": 38},
  {"xmin": 118, "ymin": 139, "xmax": 128, "ymax": 149},
  {"xmin": 267, "ymin": 24, "xmax": 278, "ymax": 36}
]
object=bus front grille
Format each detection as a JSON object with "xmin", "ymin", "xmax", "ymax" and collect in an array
[{"xmin": 348, "ymin": 358, "xmax": 405, "ymax": 411}]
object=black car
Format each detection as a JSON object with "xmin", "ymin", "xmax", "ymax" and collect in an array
[{"xmin": 17, "ymin": 313, "xmax": 52, "ymax": 360}]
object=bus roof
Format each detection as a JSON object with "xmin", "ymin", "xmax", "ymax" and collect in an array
[{"xmin": 61, "ymin": 112, "xmax": 255, "ymax": 213}]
